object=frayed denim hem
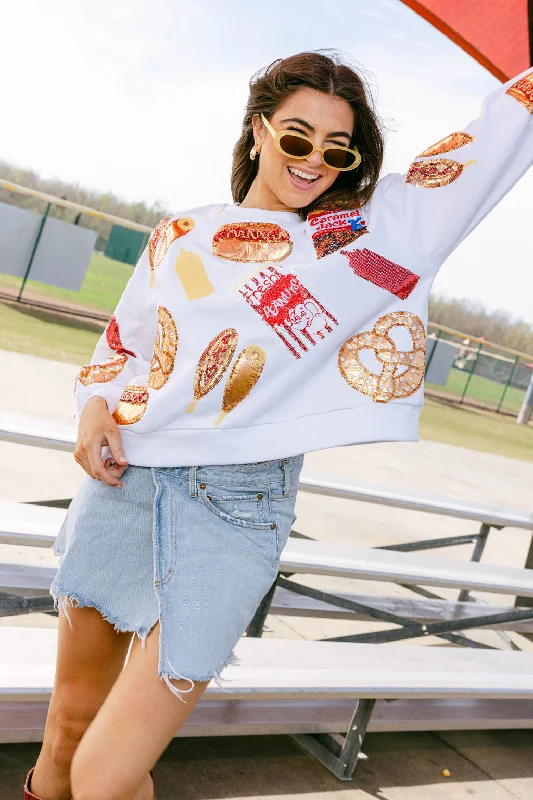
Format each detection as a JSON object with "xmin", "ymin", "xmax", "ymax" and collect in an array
[
  {"xmin": 50, "ymin": 589, "xmax": 155, "ymax": 651},
  {"xmin": 50, "ymin": 588, "xmax": 243, "ymax": 703},
  {"xmin": 159, "ymin": 649, "xmax": 242, "ymax": 703}
]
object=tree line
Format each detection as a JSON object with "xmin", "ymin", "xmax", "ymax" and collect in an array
[{"xmin": 0, "ymin": 160, "xmax": 172, "ymax": 247}]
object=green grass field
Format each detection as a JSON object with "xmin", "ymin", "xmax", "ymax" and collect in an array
[
  {"xmin": 426, "ymin": 369, "xmax": 526, "ymax": 415},
  {"xmin": 2, "ymin": 255, "xmax": 533, "ymax": 462},
  {"xmin": 0, "ymin": 252, "xmax": 132, "ymax": 315}
]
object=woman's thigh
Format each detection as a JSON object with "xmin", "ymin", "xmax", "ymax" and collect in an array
[
  {"xmin": 46, "ymin": 603, "xmax": 133, "ymax": 745},
  {"xmin": 70, "ymin": 621, "xmax": 208, "ymax": 799}
]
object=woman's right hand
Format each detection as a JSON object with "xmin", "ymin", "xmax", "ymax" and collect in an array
[{"xmin": 74, "ymin": 396, "xmax": 129, "ymax": 487}]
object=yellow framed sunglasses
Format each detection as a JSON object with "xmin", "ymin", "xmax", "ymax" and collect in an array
[{"xmin": 260, "ymin": 112, "xmax": 361, "ymax": 171}]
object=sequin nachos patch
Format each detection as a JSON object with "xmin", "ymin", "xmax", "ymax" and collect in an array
[
  {"xmin": 188, "ymin": 329, "xmax": 239, "ymax": 413},
  {"xmin": 307, "ymin": 208, "xmax": 367, "ymax": 259},
  {"xmin": 112, "ymin": 385, "xmax": 149, "ymax": 425},
  {"xmin": 338, "ymin": 311, "xmax": 426, "ymax": 403},
  {"xmin": 506, "ymin": 72, "xmax": 533, "ymax": 113},
  {"xmin": 214, "ymin": 345, "xmax": 266, "ymax": 426},
  {"xmin": 148, "ymin": 306, "xmax": 178, "ymax": 390},
  {"xmin": 417, "ymin": 132, "xmax": 474, "ymax": 158},
  {"xmin": 341, "ymin": 249, "xmax": 420, "ymax": 299},
  {"xmin": 212, "ymin": 222, "xmax": 293, "ymax": 263},
  {"xmin": 237, "ymin": 266, "xmax": 338, "ymax": 359},
  {"xmin": 147, "ymin": 217, "xmax": 195, "ymax": 287},
  {"xmin": 406, "ymin": 157, "xmax": 476, "ymax": 188}
]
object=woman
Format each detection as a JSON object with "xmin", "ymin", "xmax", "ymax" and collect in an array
[{"xmin": 25, "ymin": 50, "xmax": 532, "ymax": 799}]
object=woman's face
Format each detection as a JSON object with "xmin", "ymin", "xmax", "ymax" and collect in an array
[{"xmin": 252, "ymin": 88, "xmax": 355, "ymax": 211}]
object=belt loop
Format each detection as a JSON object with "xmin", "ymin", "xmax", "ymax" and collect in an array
[
  {"xmin": 189, "ymin": 466, "xmax": 197, "ymax": 497},
  {"xmin": 282, "ymin": 458, "xmax": 290, "ymax": 497}
]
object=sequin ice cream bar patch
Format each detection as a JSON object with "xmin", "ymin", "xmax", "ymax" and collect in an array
[
  {"xmin": 307, "ymin": 208, "xmax": 367, "ymax": 259},
  {"xmin": 237, "ymin": 266, "xmax": 338, "ymax": 358},
  {"xmin": 506, "ymin": 72, "xmax": 533, "ymax": 113},
  {"xmin": 341, "ymin": 248, "xmax": 420, "ymax": 299},
  {"xmin": 212, "ymin": 222, "xmax": 293, "ymax": 263}
]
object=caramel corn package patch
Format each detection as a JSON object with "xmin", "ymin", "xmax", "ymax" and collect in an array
[{"xmin": 307, "ymin": 208, "xmax": 367, "ymax": 259}]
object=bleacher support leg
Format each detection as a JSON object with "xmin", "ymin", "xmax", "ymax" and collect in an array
[{"xmin": 291, "ymin": 699, "xmax": 376, "ymax": 781}]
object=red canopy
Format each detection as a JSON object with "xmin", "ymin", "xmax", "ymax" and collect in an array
[{"xmin": 400, "ymin": 0, "xmax": 532, "ymax": 82}]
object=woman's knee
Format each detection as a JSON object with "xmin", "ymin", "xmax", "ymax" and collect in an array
[
  {"xmin": 47, "ymin": 689, "xmax": 100, "ymax": 766},
  {"xmin": 70, "ymin": 749, "xmax": 145, "ymax": 800}
]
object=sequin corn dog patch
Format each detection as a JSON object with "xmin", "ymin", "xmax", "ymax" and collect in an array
[
  {"xmin": 307, "ymin": 208, "xmax": 367, "ymax": 258},
  {"xmin": 506, "ymin": 72, "xmax": 533, "ymax": 113},
  {"xmin": 212, "ymin": 222, "xmax": 293, "ymax": 263},
  {"xmin": 237, "ymin": 266, "xmax": 337, "ymax": 358}
]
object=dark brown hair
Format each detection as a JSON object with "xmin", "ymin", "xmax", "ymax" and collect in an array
[{"xmin": 231, "ymin": 50, "xmax": 384, "ymax": 219}]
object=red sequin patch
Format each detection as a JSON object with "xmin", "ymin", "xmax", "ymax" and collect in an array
[
  {"xmin": 237, "ymin": 266, "xmax": 338, "ymax": 359},
  {"xmin": 105, "ymin": 316, "xmax": 136, "ymax": 357},
  {"xmin": 341, "ymin": 249, "xmax": 420, "ymax": 300},
  {"xmin": 307, "ymin": 208, "xmax": 367, "ymax": 259}
]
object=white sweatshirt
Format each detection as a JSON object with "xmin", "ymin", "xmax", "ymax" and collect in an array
[{"xmin": 75, "ymin": 68, "xmax": 533, "ymax": 467}]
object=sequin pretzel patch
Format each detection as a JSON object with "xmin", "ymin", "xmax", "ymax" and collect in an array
[
  {"xmin": 338, "ymin": 311, "xmax": 426, "ymax": 403},
  {"xmin": 237, "ymin": 266, "xmax": 338, "ymax": 358}
]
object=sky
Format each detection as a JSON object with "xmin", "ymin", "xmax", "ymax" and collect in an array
[{"xmin": 2, "ymin": 0, "xmax": 532, "ymax": 322}]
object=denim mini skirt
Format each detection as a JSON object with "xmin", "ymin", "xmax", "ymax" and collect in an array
[{"xmin": 50, "ymin": 455, "xmax": 304, "ymax": 701}]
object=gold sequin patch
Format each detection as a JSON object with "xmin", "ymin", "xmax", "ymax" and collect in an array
[
  {"xmin": 417, "ymin": 132, "xmax": 474, "ymax": 158},
  {"xmin": 76, "ymin": 353, "xmax": 128, "ymax": 388},
  {"xmin": 406, "ymin": 158, "xmax": 476, "ymax": 188},
  {"xmin": 112, "ymin": 384, "xmax": 149, "ymax": 425},
  {"xmin": 214, "ymin": 345, "xmax": 266, "ymax": 426},
  {"xmin": 148, "ymin": 306, "xmax": 178, "ymax": 390},
  {"xmin": 147, "ymin": 217, "xmax": 195, "ymax": 287},
  {"xmin": 212, "ymin": 222, "xmax": 293, "ymax": 263},
  {"xmin": 338, "ymin": 311, "xmax": 426, "ymax": 403},
  {"xmin": 506, "ymin": 72, "xmax": 533, "ymax": 113},
  {"xmin": 174, "ymin": 248, "xmax": 215, "ymax": 301},
  {"xmin": 187, "ymin": 328, "xmax": 239, "ymax": 412}
]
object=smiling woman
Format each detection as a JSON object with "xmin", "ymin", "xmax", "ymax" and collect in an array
[{"xmin": 232, "ymin": 51, "xmax": 384, "ymax": 217}]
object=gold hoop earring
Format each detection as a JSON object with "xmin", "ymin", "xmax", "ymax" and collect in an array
[{"xmin": 250, "ymin": 144, "xmax": 258, "ymax": 161}]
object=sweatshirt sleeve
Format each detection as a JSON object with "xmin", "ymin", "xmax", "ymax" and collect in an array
[
  {"xmin": 375, "ymin": 68, "xmax": 533, "ymax": 270},
  {"xmin": 73, "ymin": 233, "xmax": 160, "ymax": 423}
]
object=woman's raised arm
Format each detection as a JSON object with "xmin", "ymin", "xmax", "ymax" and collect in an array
[{"xmin": 374, "ymin": 68, "xmax": 533, "ymax": 270}]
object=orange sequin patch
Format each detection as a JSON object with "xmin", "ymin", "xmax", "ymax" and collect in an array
[
  {"xmin": 338, "ymin": 311, "xmax": 426, "ymax": 403},
  {"xmin": 506, "ymin": 72, "xmax": 533, "ymax": 113},
  {"xmin": 76, "ymin": 353, "xmax": 128, "ymax": 388},
  {"xmin": 148, "ymin": 306, "xmax": 178, "ymax": 390},
  {"xmin": 214, "ymin": 345, "xmax": 266, "ymax": 426},
  {"xmin": 112, "ymin": 384, "xmax": 149, "ymax": 425},
  {"xmin": 406, "ymin": 158, "xmax": 475, "ymax": 188},
  {"xmin": 212, "ymin": 222, "xmax": 293, "ymax": 263},
  {"xmin": 147, "ymin": 217, "xmax": 195, "ymax": 287},
  {"xmin": 417, "ymin": 132, "xmax": 474, "ymax": 158},
  {"xmin": 187, "ymin": 328, "xmax": 239, "ymax": 412}
]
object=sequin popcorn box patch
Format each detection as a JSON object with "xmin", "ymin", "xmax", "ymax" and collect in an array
[
  {"xmin": 307, "ymin": 208, "xmax": 367, "ymax": 259},
  {"xmin": 237, "ymin": 266, "xmax": 337, "ymax": 358}
]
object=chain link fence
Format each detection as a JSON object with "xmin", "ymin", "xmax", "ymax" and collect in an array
[{"xmin": 425, "ymin": 323, "xmax": 533, "ymax": 416}]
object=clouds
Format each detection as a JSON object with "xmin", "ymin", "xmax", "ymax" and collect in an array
[{"xmin": 2, "ymin": 0, "xmax": 532, "ymax": 321}]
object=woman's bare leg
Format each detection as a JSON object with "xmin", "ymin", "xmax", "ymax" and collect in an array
[
  {"xmin": 30, "ymin": 601, "xmax": 134, "ymax": 800},
  {"xmin": 70, "ymin": 621, "xmax": 209, "ymax": 800}
]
